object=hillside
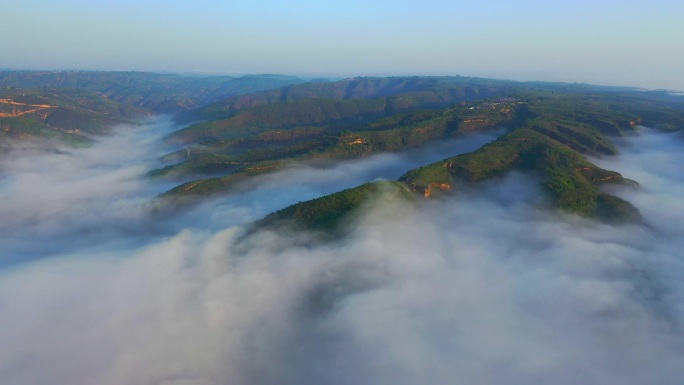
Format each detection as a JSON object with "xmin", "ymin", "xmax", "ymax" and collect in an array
[
  {"xmin": 0, "ymin": 87, "xmax": 147, "ymax": 144},
  {"xmin": 1, "ymin": 72, "xmax": 681, "ymax": 226},
  {"xmin": 0, "ymin": 71, "xmax": 312, "ymax": 145},
  {"xmin": 153, "ymin": 79, "xmax": 684, "ymax": 229},
  {"xmin": 400, "ymin": 127, "xmax": 639, "ymax": 219},
  {"xmin": 158, "ymin": 82, "xmax": 684, "ymax": 203},
  {"xmin": 154, "ymin": 96, "xmax": 526, "ymax": 182},
  {"xmin": 0, "ymin": 71, "xmax": 308, "ymax": 114},
  {"xmin": 258, "ymin": 180, "xmax": 414, "ymax": 232},
  {"xmin": 175, "ymin": 76, "xmax": 509, "ymax": 123},
  {"xmin": 255, "ymin": 126, "xmax": 644, "ymax": 231}
]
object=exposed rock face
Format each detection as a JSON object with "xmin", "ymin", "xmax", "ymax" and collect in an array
[
  {"xmin": 0, "ymin": 98, "xmax": 56, "ymax": 118},
  {"xmin": 397, "ymin": 127, "xmax": 642, "ymax": 222},
  {"xmin": 424, "ymin": 183, "xmax": 452, "ymax": 197},
  {"xmin": 576, "ymin": 166, "xmax": 623, "ymax": 183}
]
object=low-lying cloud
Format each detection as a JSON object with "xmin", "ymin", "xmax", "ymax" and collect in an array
[{"xmin": 1, "ymin": 122, "xmax": 683, "ymax": 385}]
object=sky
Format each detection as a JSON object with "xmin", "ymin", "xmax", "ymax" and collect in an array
[{"xmin": 1, "ymin": 0, "xmax": 682, "ymax": 90}]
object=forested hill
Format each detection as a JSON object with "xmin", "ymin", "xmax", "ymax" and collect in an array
[
  {"xmin": 183, "ymin": 81, "xmax": 681, "ymax": 230},
  {"xmin": 0, "ymin": 87, "xmax": 147, "ymax": 145},
  {"xmin": 0, "ymin": 70, "xmax": 310, "ymax": 144},
  {"xmin": 2, "ymin": 71, "xmax": 683, "ymax": 226},
  {"xmin": 175, "ymin": 76, "xmax": 510, "ymax": 124},
  {"xmin": 157, "ymin": 77, "xmax": 684, "ymax": 209},
  {"xmin": 0, "ymin": 71, "xmax": 308, "ymax": 113}
]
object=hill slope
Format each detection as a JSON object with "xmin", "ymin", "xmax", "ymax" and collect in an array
[
  {"xmin": 221, "ymin": 83, "xmax": 684, "ymax": 230},
  {"xmin": 0, "ymin": 71, "xmax": 308, "ymax": 113},
  {"xmin": 0, "ymin": 71, "xmax": 311, "ymax": 145},
  {"xmin": 0, "ymin": 87, "xmax": 147, "ymax": 144},
  {"xmin": 158, "ymin": 82, "xmax": 684, "ymax": 202},
  {"xmin": 257, "ymin": 130, "xmax": 641, "ymax": 231}
]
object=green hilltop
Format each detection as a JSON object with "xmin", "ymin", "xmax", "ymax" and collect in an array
[
  {"xmin": 259, "ymin": 126, "xmax": 643, "ymax": 232},
  {"xmin": 1, "ymin": 71, "xmax": 682, "ymax": 227},
  {"xmin": 259, "ymin": 180, "xmax": 414, "ymax": 232},
  {"xmin": 400, "ymin": 127, "xmax": 639, "ymax": 220},
  {"xmin": 154, "ymin": 96, "xmax": 524, "ymax": 183},
  {"xmin": 158, "ymin": 82, "xmax": 683, "ymax": 216},
  {"xmin": 181, "ymin": 79, "xmax": 681, "ymax": 230}
]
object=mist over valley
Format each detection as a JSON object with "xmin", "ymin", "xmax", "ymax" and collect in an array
[{"xmin": 1, "ymin": 70, "xmax": 683, "ymax": 385}]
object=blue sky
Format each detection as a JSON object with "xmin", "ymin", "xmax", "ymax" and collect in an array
[{"xmin": 2, "ymin": 0, "xmax": 682, "ymax": 89}]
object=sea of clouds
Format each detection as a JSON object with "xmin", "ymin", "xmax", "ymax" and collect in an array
[{"xmin": 1, "ymin": 120, "xmax": 683, "ymax": 385}]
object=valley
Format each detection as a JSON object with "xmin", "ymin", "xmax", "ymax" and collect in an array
[
  {"xmin": 2, "ymin": 71, "xmax": 684, "ymax": 385},
  {"xmin": 2, "ymin": 71, "xmax": 683, "ymax": 227}
]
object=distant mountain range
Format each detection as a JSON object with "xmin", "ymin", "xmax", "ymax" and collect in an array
[
  {"xmin": 0, "ymin": 71, "xmax": 308, "ymax": 113},
  {"xmin": 2, "ymin": 70, "xmax": 682, "ymax": 225}
]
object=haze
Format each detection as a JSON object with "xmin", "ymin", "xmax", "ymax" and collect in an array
[
  {"xmin": 2, "ymin": 120, "xmax": 684, "ymax": 384},
  {"xmin": 2, "ymin": 2, "xmax": 684, "ymax": 384},
  {"xmin": 2, "ymin": 0, "xmax": 683, "ymax": 90}
]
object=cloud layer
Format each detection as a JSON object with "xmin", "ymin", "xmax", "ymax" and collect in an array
[{"xmin": 1, "ymin": 123, "xmax": 683, "ymax": 385}]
